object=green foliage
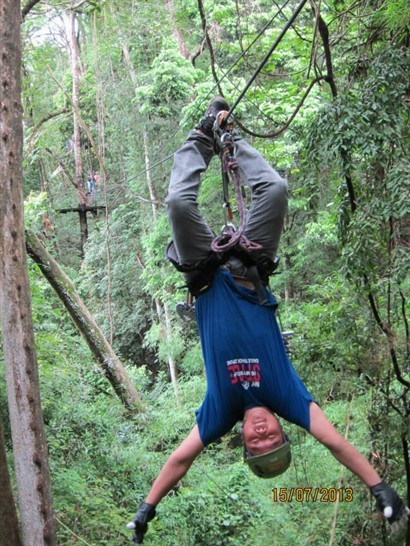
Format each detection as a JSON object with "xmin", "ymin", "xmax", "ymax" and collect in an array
[
  {"xmin": 24, "ymin": 191, "xmax": 50, "ymax": 232},
  {"xmin": 8, "ymin": 1, "xmax": 410, "ymax": 545},
  {"xmin": 79, "ymin": 203, "xmax": 158, "ymax": 365},
  {"xmin": 153, "ymin": 466, "xmax": 262, "ymax": 546},
  {"xmin": 375, "ymin": 0, "xmax": 410, "ymax": 34},
  {"xmin": 135, "ymin": 40, "xmax": 200, "ymax": 117}
]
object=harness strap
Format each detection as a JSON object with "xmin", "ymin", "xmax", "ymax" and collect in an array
[
  {"xmin": 211, "ymin": 117, "xmax": 271, "ymax": 303},
  {"xmin": 166, "ymin": 240, "xmax": 279, "ymax": 299},
  {"xmin": 167, "ymin": 112, "xmax": 280, "ymax": 303},
  {"xmin": 166, "ymin": 241, "xmax": 228, "ymax": 297}
]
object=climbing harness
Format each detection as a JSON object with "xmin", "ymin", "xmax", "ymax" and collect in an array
[
  {"xmin": 210, "ymin": 111, "xmax": 278, "ymax": 305},
  {"xmin": 168, "ymin": 110, "xmax": 279, "ymax": 318}
]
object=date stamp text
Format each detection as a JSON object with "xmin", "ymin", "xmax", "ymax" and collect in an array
[{"xmin": 272, "ymin": 487, "xmax": 353, "ymax": 503}]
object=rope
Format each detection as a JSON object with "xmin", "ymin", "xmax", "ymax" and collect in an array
[
  {"xmin": 227, "ymin": 0, "xmax": 309, "ymax": 118},
  {"xmin": 120, "ymin": 0, "xmax": 297, "ymax": 188},
  {"xmin": 209, "ymin": 0, "xmax": 293, "ymax": 98},
  {"xmin": 211, "ymin": 128, "xmax": 262, "ymax": 254},
  {"xmin": 55, "ymin": 516, "xmax": 92, "ymax": 545},
  {"xmin": 111, "ymin": 0, "xmax": 310, "ymax": 218},
  {"xmin": 211, "ymin": 0, "xmax": 307, "ymax": 252}
]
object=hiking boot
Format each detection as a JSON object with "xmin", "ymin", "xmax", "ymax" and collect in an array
[{"xmin": 196, "ymin": 96, "xmax": 230, "ymax": 138}]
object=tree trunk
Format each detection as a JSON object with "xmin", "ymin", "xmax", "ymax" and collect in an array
[
  {"xmin": 0, "ymin": 413, "xmax": 22, "ymax": 546},
  {"xmin": 143, "ymin": 132, "xmax": 179, "ymax": 396},
  {"xmin": 25, "ymin": 229, "xmax": 144, "ymax": 412},
  {"xmin": 93, "ymin": 18, "xmax": 114, "ymax": 345},
  {"xmin": 0, "ymin": 2, "xmax": 57, "ymax": 544},
  {"xmin": 67, "ymin": 11, "xmax": 88, "ymax": 254},
  {"xmin": 163, "ymin": 301, "xmax": 180, "ymax": 397},
  {"xmin": 164, "ymin": 0, "xmax": 189, "ymax": 59},
  {"xmin": 143, "ymin": 131, "xmax": 158, "ymax": 220},
  {"xmin": 124, "ymin": 48, "xmax": 179, "ymax": 396},
  {"xmin": 122, "ymin": 43, "xmax": 137, "ymax": 87}
]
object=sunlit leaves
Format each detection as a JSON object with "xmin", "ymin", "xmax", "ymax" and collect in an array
[{"xmin": 134, "ymin": 41, "xmax": 199, "ymax": 118}]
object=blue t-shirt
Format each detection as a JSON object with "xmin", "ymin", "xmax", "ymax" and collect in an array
[{"xmin": 194, "ymin": 268, "xmax": 314, "ymax": 446}]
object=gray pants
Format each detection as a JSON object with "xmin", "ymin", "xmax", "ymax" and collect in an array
[{"xmin": 166, "ymin": 130, "xmax": 288, "ymax": 269}]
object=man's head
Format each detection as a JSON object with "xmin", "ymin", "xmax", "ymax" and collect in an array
[{"xmin": 242, "ymin": 407, "xmax": 291, "ymax": 479}]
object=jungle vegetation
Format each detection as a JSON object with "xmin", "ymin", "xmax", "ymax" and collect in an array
[{"xmin": 0, "ymin": 0, "xmax": 409, "ymax": 544}]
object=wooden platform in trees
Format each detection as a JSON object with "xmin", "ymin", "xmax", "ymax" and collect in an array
[{"xmin": 57, "ymin": 205, "xmax": 107, "ymax": 214}]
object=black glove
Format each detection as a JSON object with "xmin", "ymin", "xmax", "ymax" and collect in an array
[
  {"xmin": 126, "ymin": 502, "xmax": 157, "ymax": 544},
  {"xmin": 370, "ymin": 481, "xmax": 410, "ymax": 533}
]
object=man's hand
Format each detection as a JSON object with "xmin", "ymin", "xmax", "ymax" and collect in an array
[
  {"xmin": 370, "ymin": 481, "xmax": 410, "ymax": 533},
  {"xmin": 126, "ymin": 502, "xmax": 157, "ymax": 544}
]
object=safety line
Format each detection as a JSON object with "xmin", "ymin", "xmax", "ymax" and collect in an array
[
  {"xmin": 228, "ymin": 0, "xmax": 309, "ymax": 117},
  {"xmin": 119, "ymin": 0, "xmax": 293, "ymax": 187},
  {"xmin": 208, "ymin": 0, "xmax": 293, "ymax": 99}
]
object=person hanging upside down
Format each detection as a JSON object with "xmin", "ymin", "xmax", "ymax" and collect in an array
[{"xmin": 128, "ymin": 97, "xmax": 409, "ymax": 544}]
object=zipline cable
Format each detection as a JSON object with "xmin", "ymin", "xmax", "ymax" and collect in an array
[
  {"xmin": 209, "ymin": 0, "xmax": 309, "ymax": 254},
  {"xmin": 206, "ymin": 0, "xmax": 293, "ymax": 98},
  {"xmin": 227, "ymin": 0, "xmax": 309, "ymax": 118},
  {"xmin": 120, "ymin": 0, "xmax": 294, "ymax": 188},
  {"xmin": 121, "ymin": 0, "xmax": 309, "ymax": 190}
]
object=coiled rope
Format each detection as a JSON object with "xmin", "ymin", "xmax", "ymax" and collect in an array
[{"xmin": 211, "ymin": 114, "xmax": 262, "ymax": 254}]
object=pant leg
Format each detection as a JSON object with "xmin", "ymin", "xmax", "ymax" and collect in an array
[
  {"xmin": 166, "ymin": 131, "xmax": 215, "ymax": 265},
  {"xmin": 166, "ymin": 130, "xmax": 288, "ymax": 266},
  {"xmin": 233, "ymin": 135, "xmax": 288, "ymax": 258}
]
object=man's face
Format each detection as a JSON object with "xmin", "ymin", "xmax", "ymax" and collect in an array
[{"xmin": 242, "ymin": 407, "xmax": 283, "ymax": 456}]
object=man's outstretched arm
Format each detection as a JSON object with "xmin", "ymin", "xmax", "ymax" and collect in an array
[
  {"xmin": 309, "ymin": 402, "xmax": 409, "ymax": 531},
  {"xmin": 309, "ymin": 402, "xmax": 380, "ymax": 486},
  {"xmin": 127, "ymin": 425, "xmax": 204, "ymax": 543},
  {"xmin": 146, "ymin": 424, "xmax": 204, "ymax": 505}
]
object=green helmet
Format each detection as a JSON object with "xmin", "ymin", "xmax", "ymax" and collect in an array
[{"xmin": 244, "ymin": 438, "xmax": 292, "ymax": 479}]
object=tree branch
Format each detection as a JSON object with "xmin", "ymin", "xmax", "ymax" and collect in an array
[
  {"xmin": 310, "ymin": 2, "xmax": 357, "ymax": 213},
  {"xmin": 197, "ymin": 0, "xmax": 224, "ymax": 95},
  {"xmin": 399, "ymin": 289, "xmax": 410, "ymax": 359},
  {"xmin": 45, "ymin": 147, "xmax": 75, "ymax": 186},
  {"xmin": 21, "ymin": 0, "xmax": 42, "ymax": 20},
  {"xmin": 361, "ymin": 373, "xmax": 403, "ymax": 417},
  {"xmin": 25, "ymin": 229, "xmax": 144, "ymax": 412},
  {"xmin": 32, "ymin": 108, "xmax": 68, "ymax": 133},
  {"xmin": 190, "ymin": 37, "xmax": 207, "ymax": 66},
  {"xmin": 310, "ymin": 0, "xmax": 338, "ymax": 98},
  {"xmin": 47, "ymin": 66, "xmax": 109, "ymax": 182},
  {"xmin": 366, "ymin": 283, "xmax": 410, "ymax": 388},
  {"xmin": 26, "ymin": 109, "xmax": 68, "ymax": 155},
  {"xmin": 235, "ymin": 76, "xmax": 326, "ymax": 138}
]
